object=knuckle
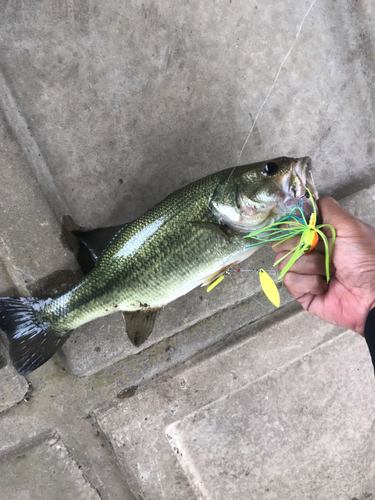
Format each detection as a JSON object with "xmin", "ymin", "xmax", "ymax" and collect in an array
[
  {"xmin": 311, "ymin": 275, "xmax": 325, "ymax": 294},
  {"xmin": 283, "ymin": 272, "xmax": 295, "ymax": 290}
]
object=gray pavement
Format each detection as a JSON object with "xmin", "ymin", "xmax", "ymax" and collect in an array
[{"xmin": 1, "ymin": 1, "xmax": 375, "ymax": 498}]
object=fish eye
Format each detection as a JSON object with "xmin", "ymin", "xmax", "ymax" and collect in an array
[{"xmin": 263, "ymin": 162, "xmax": 279, "ymax": 176}]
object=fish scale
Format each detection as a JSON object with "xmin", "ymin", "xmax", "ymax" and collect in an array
[{"xmin": 44, "ymin": 170, "xmax": 232, "ymax": 330}]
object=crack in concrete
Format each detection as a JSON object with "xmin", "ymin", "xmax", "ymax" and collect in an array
[{"xmin": 0, "ymin": 69, "xmax": 69, "ymax": 220}]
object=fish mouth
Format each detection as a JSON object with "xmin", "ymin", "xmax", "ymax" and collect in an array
[
  {"xmin": 275, "ymin": 156, "xmax": 321, "ymax": 223},
  {"xmin": 210, "ymin": 156, "xmax": 321, "ymax": 233}
]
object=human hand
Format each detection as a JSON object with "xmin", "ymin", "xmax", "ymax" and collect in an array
[{"xmin": 273, "ymin": 197, "xmax": 375, "ymax": 336}]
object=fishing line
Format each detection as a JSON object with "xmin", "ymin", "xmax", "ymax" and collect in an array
[
  {"xmin": 223, "ymin": 166, "xmax": 237, "ymax": 187},
  {"xmin": 238, "ymin": 0, "xmax": 317, "ymax": 159}
]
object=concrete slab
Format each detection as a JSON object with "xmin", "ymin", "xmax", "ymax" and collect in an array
[
  {"xmin": 0, "ymin": 0, "xmax": 375, "ymax": 498},
  {"xmin": 1, "ymin": 0, "xmax": 374, "ymax": 228},
  {"xmin": 0, "ymin": 109, "xmax": 79, "ymax": 296},
  {"xmin": 0, "ymin": 434, "xmax": 100, "ymax": 500},
  {"xmin": 0, "ymin": 338, "xmax": 28, "ymax": 414},
  {"xmin": 0, "ymin": 259, "xmax": 17, "ymax": 298},
  {"xmin": 340, "ymin": 184, "xmax": 375, "ymax": 225},
  {"xmin": 96, "ymin": 311, "xmax": 353, "ymax": 499},
  {"xmin": 0, "ymin": 0, "xmax": 375, "ymax": 379},
  {"xmin": 167, "ymin": 332, "xmax": 375, "ymax": 500},
  {"xmin": 0, "ymin": 394, "xmax": 137, "ymax": 500}
]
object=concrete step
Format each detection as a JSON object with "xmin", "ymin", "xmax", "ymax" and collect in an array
[
  {"xmin": 0, "ymin": 434, "xmax": 101, "ymax": 500},
  {"xmin": 1, "ymin": 0, "xmax": 375, "ymax": 498},
  {"xmin": 60, "ymin": 182, "xmax": 375, "ymax": 382},
  {"xmin": 95, "ymin": 312, "xmax": 374, "ymax": 500},
  {"xmin": 0, "ymin": 338, "xmax": 28, "ymax": 414},
  {"xmin": 0, "ymin": 0, "xmax": 374, "ymax": 384}
]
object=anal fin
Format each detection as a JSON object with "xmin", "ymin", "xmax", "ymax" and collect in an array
[{"xmin": 122, "ymin": 308, "xmax": 160, "ymax": 347}]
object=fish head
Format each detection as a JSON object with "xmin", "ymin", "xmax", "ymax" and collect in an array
[{"xmin": 209, "ymin": 156, "xmax": 319, "ymax": 232}]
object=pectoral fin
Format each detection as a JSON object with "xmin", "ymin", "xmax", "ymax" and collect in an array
[
  {"xmin": 73, "ymin": 224, "xmax": 127, "ymax": 264},
  {"xmin": 202, "ymin": 262, "xmax": 237, "ymax": 286},
  {"xmin": 190, "ymin": 221, "xmax": 232, "ymax": 244},
  {"xmin": 122, "ymin": 308, "xmax": 160, "ymax": 347}
]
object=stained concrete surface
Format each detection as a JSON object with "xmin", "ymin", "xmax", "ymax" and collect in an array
[
  {"xmin": 96, "ymin": 311, "xmax": 349, "ymax": 500},
  {"xmin": 0, "ymin": 338, "xmax": 28, "ymax": 414},
  {"xmin": 1, "ymin": 0, "xmax": 375, "ymax": 498},
  {"xmin": 0, "ymin": 435, "xmax": 101, "ymax": 500},
  {"xmin": 166, "ymin": 331, "xmax": 375, "ymax": 500}
]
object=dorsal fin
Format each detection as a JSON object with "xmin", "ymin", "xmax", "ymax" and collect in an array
[
  {"xmin": 73, "ymin": 224, "xmax": 126, "ymax": 264},
  {"xmin": 122, "ymin": 309, "xmax": 160, "ymax": 347}
]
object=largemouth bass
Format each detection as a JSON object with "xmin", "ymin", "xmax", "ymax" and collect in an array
[{"xmin": 0, "ymin": 156, "xmax": 317, "ymax": 375}]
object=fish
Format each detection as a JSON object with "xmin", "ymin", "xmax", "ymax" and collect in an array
[{"xmin": 0, "ymin": 156, "xmax": 317, "ymax": 375}]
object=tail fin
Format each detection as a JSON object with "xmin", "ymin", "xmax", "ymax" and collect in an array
[{"xmin": 0, "ymin": 297, "xmax": 67, "ymax": 376}]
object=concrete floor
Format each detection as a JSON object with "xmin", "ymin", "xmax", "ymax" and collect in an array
[{"xmin": 1, "ymin": 1, "xmax": 375, "ymax": 498}]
